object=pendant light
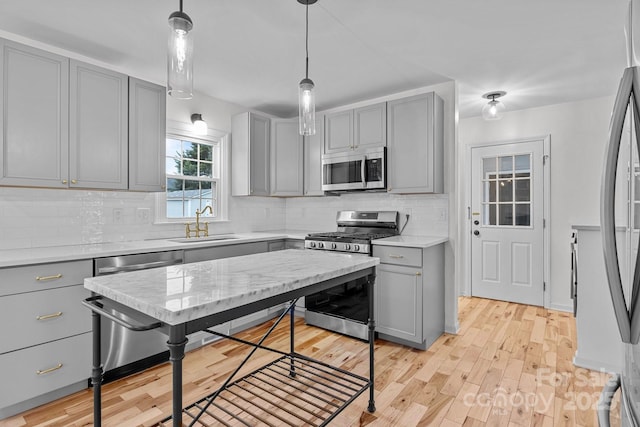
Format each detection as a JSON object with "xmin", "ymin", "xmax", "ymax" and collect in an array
[
  {"xmin": 298, "ymin": 0, "xmax": 317, "ymax": 136},
  {"xmin": 168, "ymin": 0, "xmax": 194, "ymax": 99},
  {"xmin": 481, "ymin": 91, "xmax": 506, "ymax": 120}
]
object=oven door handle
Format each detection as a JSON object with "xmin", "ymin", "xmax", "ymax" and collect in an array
[{"xmin": 361, "ymin": 156, "xmax": 367, "ymax": 188}]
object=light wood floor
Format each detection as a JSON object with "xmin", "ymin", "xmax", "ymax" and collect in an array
[{"xmin": 1, "ymin": 297, "xmax": 620, "ymax": 427}]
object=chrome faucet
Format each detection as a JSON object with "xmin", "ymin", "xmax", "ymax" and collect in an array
[{"xmin": 185, "ymin": 206, "xmax": 213, "ymax": 238}]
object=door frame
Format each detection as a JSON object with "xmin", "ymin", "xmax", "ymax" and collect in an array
[{"xmin": 462, "ymin": 135, "xmax": 551, "ymax": 307}]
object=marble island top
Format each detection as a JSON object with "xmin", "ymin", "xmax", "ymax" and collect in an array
[{"xmin": 84, "ymin": 249, "xmax": 378, "ymax": 326}]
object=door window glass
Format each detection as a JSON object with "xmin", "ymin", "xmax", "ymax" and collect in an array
[{"xmin": 482, "ymin": 153, "xmax": 532, "ymax": 227}]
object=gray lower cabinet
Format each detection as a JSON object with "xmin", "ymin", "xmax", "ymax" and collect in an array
[
  {"xmin": 0, "ymin": 260, "xmax": 93, "ymax": 418},
  {"xmin": 372, "ymin": 243, "xmax": 444, "ymax": 350},
  {"xmin": 183, "ymin": 241, "xmax": 269, "ymax": 263}
]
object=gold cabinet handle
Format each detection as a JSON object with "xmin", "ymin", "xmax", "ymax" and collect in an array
[
  {"xmin": 62, "ymin": 179, "xmax": 68, "ymax": 184},
  {"xmin": 36, "ymin": 311, "xmax": 63, "ymax": 321},
  {"xmin": 71, "ymin": 179, "xmax": 77, "ymax": 184},
  {"xmin": 389, "ymin": 255, "xmax": 404, "ymax": 259},
  {"xmin": 35, "ymin": 274, "xmax": 63, "ymax": 281},
  {"xmin": 416, "ymin": 272, "xmax": 422, "ymax": 276},
  {"xmin": 36, "ymin": 363, "xmax": 63, "ymax": 375}
]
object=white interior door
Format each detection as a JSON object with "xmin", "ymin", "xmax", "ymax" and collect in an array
[{"xmin": 470, "ymin": 140, "xmax": 545, "ymax": 306}]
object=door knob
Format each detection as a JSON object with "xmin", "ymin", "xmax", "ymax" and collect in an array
[
  {"xmin": 473, "ymin": 230, "xmax": 480, "ymax": 236},
  {"xmin": 474, "ymin": 220, "xmax": 480, "ymax": 225}
]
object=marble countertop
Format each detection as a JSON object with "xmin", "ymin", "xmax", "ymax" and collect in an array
[
  {"xmin": 372, "ymin": 235, "xmax": 448, "ymax": 248},
  {"xmin": 84, "ymin": 249, "xmax": 378, "ymax": 326},
  {"xmin": 572, "ymin": 225, "xmax": 626, "ymax": 232},
  {"xmin": 0, "ymin": 230, "xmax": 322, "ymax": 268}
]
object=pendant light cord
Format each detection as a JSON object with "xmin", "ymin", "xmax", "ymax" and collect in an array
[{"xmin": 305, "ymin": 2, "xmax": 309, "ymax": 79}]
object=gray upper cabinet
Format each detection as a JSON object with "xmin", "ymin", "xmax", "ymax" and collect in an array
[
  {"xmin": 0, "ymin": 39, "xmax": 69, "ymax": 188},
  {"xmin": 0, "ymin": 38, "xmax": 166, "ymax": 192},
  {"xmin": 128, "ymin": 78, "xmax": 166, "ymax": 192},
  {"xmin": 324, "ymin": 102, "xmax": 386, "ymax": 154},
  {"xmin": 69, "ymin": 60, "xmax": 128, "ymax": 190},
  {"xmin": 232, "ymin": 112, "xmax": 270, "ymax": 196},
  {"xmin": 304, "ymin": 114, "xmax": 324, "ymax": 196},
  {"xmin": 324, "ymin": 110, "xmax": 353, "ymax": 153},
  {"xmin": 354, "ymin": 102, "xmax": 386, "ymax": 151},
  {"xmin": 387, "ymin": 92, "xmax": 444, "ymax": 194},
  {"xmin": 270, "ymin": 118, "xmax": 303, "ymax": 196}
]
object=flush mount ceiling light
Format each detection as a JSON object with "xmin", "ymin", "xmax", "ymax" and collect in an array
[
  {"xmin": 191, "ymin": 113, "xmax": 207, "ymax": 135},
  {"xmin": 167, "ymin": 0, "xmax": 194, "ymax": 99},
  {"xmin": 298, "ymin": 0, "xmax": 317, "ymax": 136},
  {"xmin": 481, "ymin": 91, "xmax": 507, "ymax": 120}
]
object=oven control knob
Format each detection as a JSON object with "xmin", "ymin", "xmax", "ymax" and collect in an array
[
  {"xmin": 318, "ymin": 242, "xmax": 324, "ymax": 248},
  {"xmin": 331, "ymin": 243, "xmax": 337, "ymax": 250},
  {"xmin": 309, "ymin": 242, "xmax": 316, "ymax": 248},
  {"xmin": 345, "ymin": 244, "xmax": 351, "ymax": 251},
  {"xmin": 354, "ymin": 244, "xmax": 360, "ymax": 252}
]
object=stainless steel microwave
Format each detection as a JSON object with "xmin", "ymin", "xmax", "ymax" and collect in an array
[{"xmin": 322, "ymin": 147, "xmax": 386, "ymax": 192}]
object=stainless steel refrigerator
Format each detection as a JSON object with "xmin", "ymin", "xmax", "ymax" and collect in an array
[{"xmin": 600, "ymin": 2, "xmax": 640, "ymax": 425}]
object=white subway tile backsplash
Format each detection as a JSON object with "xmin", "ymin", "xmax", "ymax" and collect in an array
[{"xmin": 0, "ymin": 186, "xmax": 448, "ymax": 249}]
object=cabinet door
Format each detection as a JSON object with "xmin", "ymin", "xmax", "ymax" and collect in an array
[
  {"xmin": 270, "ymin": 119, "xmax": 303, "ymax": 196},
  {"xmin": 387, "ymin": 92, "xmax": 444, "ymax": 194},
  {"xmin": 354, "ymin": 102, "xmax": 386, "ymax": 150},
  {"xmin": 324, "ymin": 110, "xmax": 353, "ymax": 153},
  {"xmin": 375, "ymin": 263, "xmax": 423, "ymax": 343},
  {"xmin": 128, "ymin": 78, "xmax": 166, "ymax": 192},
  {"xmin": 69, "ymin": 60, "xmax": 128, "ymax": 189},
  {"xmin": 250, "ymin": 113, "xmax": 270, "ymax": 196},
  {"xmin": 304, "ymin": 114, "xmax": 324, "ymax": 196},
  {"xmin": 0, "ymin": 40, "xmax": 69, "ymax": 188}
]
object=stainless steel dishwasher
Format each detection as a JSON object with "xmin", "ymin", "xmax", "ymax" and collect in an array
[{"xmin": 94, "ymin": 250, "xmax": 184, "ymax": 382}]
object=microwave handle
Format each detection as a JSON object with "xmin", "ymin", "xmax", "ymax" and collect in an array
[{"xmin": 361, "ymin": 156, "xmax": 367, "ymax": 187}]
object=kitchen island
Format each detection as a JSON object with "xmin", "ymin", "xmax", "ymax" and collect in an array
[{"xmin": 83, "ymin": 249, "xmax": 378, "ymax": 426}]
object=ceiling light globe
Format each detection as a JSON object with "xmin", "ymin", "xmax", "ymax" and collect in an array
[{"xmin": 481, "ymin": 91, "xmax": 507, "ymax": 120}]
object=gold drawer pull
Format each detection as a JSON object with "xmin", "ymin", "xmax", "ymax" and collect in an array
[
  {"xmin": 388, "ymin": 255, "xmax": 404, "ymax": 259},
  {"xmin": 36, "ymin": 312, "xmax": 63, "ymax": 321},
  {"xmin": 36, "ymin": 363, "xmax": 63, "ymax": 375},
  {"xmin": 416, "ymin": 272, "xmax": 422, "ymax": 276},
  {"xmin": 35, "ymin": 274, "xmax": 63, "ymax": 281}
]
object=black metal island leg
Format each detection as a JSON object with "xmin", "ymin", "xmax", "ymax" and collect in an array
[
  {"xmin": 91, "ymin": 310, "xmax": 103, "ymax": 427},
  {"xmin": 167, "ymin": 325, "xmax": 188, "ymax": 427}
]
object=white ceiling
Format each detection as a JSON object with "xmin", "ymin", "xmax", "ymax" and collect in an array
[{"xmin": 0, "ymin": 0, "xmax": 630, "ymax": 118}]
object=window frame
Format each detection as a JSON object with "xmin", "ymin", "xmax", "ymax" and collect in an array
[{"xmin": 155, "ymin": 120, "xmax": 230, "ymax": 223}]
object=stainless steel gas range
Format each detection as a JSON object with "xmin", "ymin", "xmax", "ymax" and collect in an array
[{"xmin": 304, "ymin": 210, "xmax": 400, "ymax": 340}]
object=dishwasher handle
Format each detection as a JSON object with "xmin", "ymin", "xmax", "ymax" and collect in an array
[
  {"xmin": 96, "ymin": 259, "xmax": 182, "ymax": 275},
  {"xmin": 597, "ymin": 373, "xmax": 621, "ymax": 427},
  {"xmin": 82, "ymin": 296, "xmax": 162, "ymax": 332}
]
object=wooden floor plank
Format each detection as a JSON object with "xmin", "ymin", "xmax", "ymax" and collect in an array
[{"xmin": 0, "ymin": 297, "xmax": 622, "ymax": 427}]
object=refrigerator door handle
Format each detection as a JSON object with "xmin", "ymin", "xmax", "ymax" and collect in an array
[
  {"xmin": 601, "ymin": 66, "xmax": 634, "ymax": 343},
  {"xmin": 597, "ymin": 373, "xmax": 621, "ymax": 427}
]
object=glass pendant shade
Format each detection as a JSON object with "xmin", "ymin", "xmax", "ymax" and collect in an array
[
  {"xmin": 168, "ymin": 11, "xmax": 194, "ymax": 99},
  {"xmin": 299, "ymin": 78, "xmax": 316, "ymax": 135},
  {"xmin": 482, "ymin": 98, "xmax": 506, "ymax": 120}
]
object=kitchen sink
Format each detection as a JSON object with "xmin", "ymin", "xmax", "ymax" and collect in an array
[{"xmin": 168, "ymin": 235, "xmax": 239, "ymax": 243}]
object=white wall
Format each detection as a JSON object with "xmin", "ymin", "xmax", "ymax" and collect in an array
[{"xmin": 459, "ymin": 95, "xmax": 616, "ymax": 311}]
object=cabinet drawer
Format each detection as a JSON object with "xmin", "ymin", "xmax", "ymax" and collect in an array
[
  {"xmin": 373, "ymin": 246, "xmax": 422, "ymax": 267},
  {"xmin": 0, "ymin": 333, "xmax": 91, "ymax": 409},
  {"xmin": 0, "ymin": 260, "xmax": 93, "ymax": 296},
  {"xmin": 0, "ymin": 285, "xmax": 91, "ymax": 354}
]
